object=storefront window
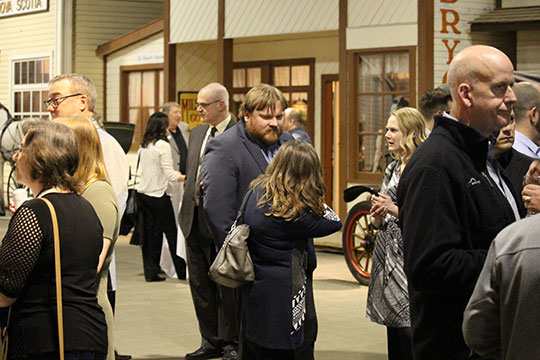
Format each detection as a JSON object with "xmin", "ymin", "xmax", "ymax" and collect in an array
[
  {"xmin": 12, "ymin": 57, "xmax": 51, "ymax": 120},
  {"xmin": 351, "ymin": 47, "xmax": 415, "ymax": 183}
]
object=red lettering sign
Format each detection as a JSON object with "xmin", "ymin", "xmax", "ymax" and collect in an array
[
  {"xmin": 442, "ymin": 39, "xmax": 461, "ymax": 64},
  {"xmin": 441, "ymin": 9, "xmax": 461, "ymax": 34}
]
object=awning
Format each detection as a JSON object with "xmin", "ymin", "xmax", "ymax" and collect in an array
[
  {"xmin": 515, "ymin": 71, "xmax": 540, "ymax": 84},
  {"xmin": 471, "ymin": 6, "xmax": 540, "ymax": 32}
]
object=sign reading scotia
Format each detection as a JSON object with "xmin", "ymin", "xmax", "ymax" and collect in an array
[{"xmin": 0, "ymin": 0, "xmax": 48, "ymax": 18}]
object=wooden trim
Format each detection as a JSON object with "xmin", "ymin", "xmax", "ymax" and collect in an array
[
  {"xmin": 347, "ymin": 46, "xmax": 417, "ymax": 185},
  {"xmin": 307, "ymin": 58, "xmax": 315, "ymax": 142},
  {"xmin": 218, "ymin": 0, "xmax": 234, "ymax": 109},
  {"xmin": 96, "ymin": 18, "xmax": 164, "ymax": 56},
  {"xmin": 120, "ymin": 70, "xmax": 129, "ymax": 124},
  {"xmin": 103, "ymin": 56, "xmax": 107, "ymax": 122},
  {"xmin": 471, "ymin": 21, "xmax": 540, "ymax": 32},
  {"xmin": 321, "ymin": 74, "xmax": 339, "ymax": 207},
  {"xmin": 120, "ymin": 63, "xmax": 163, "ymax": 72},
  {"xmin": 418, "ymin": 0, "xmax": 434, "ymax": 98},
  {"xmin": 338, "ymin": 0, "xmax": 347, "ymax": 220},
  {"xmin": 164, "ymin": 0, "xmax": 176, "ymax": 102}
]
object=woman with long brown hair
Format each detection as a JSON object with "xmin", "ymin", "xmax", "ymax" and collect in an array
[
  {"xmin": 366, "ymin": 107, "xmax": 427, "ymax": 360},
  {"xmin": 241, "ymin": 140, "xmax": 342, "ymax": 359}
]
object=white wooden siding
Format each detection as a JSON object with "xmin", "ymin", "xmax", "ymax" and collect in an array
[
  {"xmin": 348, "ymin": 0, "xmax": 416, "ymax": 27},
  {"xmin": 170, "ymin": 0, "xmax": 217, "ymax": 43},
  {"xmin": 502, "ymin": 0, "xmax": 540, "ymax": 7},
  {"xmin": 434, "ymin": 0, "xmax": 495, "ymax": 86},
  {"xmin": 73, "ymin": 0, "xmax": 162, "ymax": 117},
  {"xmin": 0, "ymin": 0, "xmax": 57, "ymax": 110},
  {"xmin": 225, "ymin": 0, "xmax": 338, "ymax": 38},
  {"xmin": 106, "ymin": 33, "xmax": 163, "ymax": 123},
  {"xmin": 176, "ymin": 42, "xmax": 218, "ymax": 93}
]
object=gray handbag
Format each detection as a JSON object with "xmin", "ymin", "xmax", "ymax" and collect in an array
[{"xmin": 209, "ymin": 190, "xmax": 255, "ymax": 288}]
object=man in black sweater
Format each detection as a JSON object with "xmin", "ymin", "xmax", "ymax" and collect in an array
[{"xmin": 397, "ymin": 45, "xmax": 523, "ymax": 360}]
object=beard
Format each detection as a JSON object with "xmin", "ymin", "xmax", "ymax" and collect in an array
[{"xmin": 246, "ymin": 122, "xmax": 283, "ymax": 146}]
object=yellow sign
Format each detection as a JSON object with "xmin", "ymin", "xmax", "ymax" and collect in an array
[
  {"xmin": 179, "ymin": 92, "xmax": 202, "ymax": 129},
  {"xmin": 0, "ymin": 0, "xmax": 48, "ymax": 18}
]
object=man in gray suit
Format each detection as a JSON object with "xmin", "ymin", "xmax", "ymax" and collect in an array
[
  {"xmin": 179, "ymin": 83, "xmax": 236, "ymax": 360},
  {"xmin": 163, "ymin": 102, "xmax": 189, "ymax": 174}
]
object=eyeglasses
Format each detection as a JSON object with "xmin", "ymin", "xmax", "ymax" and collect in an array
[
  {"xmin": 195, "ymin": 100, "xmax": 220, "ymax": 109},
  {"xmin": 44, "ymin": 93, "xmax": 82, "ymax": 108}
]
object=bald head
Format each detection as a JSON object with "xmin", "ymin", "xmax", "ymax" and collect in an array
[
  {"xmin": 198, "ymin": 82, "xmax": 229, "ymax": 111},
  {"xmin": 447, "ymin": 45, "xmax": 516, "ymax": 136}
]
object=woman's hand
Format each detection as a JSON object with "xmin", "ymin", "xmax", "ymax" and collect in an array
[
  {"xmin": 178, "ymin": 171, "xmax": 186, "ymax": 182},
  {"xmin": 9, "ymin": 200, "xmax": 16, "ymax": 216},
  {"xmin": 370, "ymin": 193, "xmax": 399, "ymax": 218}
]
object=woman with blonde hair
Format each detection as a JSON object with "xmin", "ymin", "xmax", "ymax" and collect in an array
[
  {"xmin": 241, "ymin": 141, "xmax": 342, "ymax": 359},
  {"xmin": 55, "ymin": 117, "xmax": 120, "ymax": 360},
  {"xmin": 366, "ymin": 107, "xmax": 427, "ymax": 360}
]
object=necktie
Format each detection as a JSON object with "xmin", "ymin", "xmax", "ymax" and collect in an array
[{"xmin": 210, "ymin": 126, "xmax": 217, "ymax": 138}]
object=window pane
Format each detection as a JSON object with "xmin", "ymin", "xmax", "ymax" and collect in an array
[
  {"xmin": 142, "ymin": 71, "xmax": 155, "ymax": 107},
  {"xmin": 273, "ymin": 66, "xmax": 289, "ymax": 87},
  {"xmin": 14, "ymin": 62, "xmax": 20, "ymax": 85},
  {"xmin": 291, "ymin": 92, "xmax": 308, "ymax": 120},
  {"xmin": 359, "ymin": 55, "xmax": 382, "ymax": 93},
  {"xmin": 23, "ymin": 91, "xmax": 31, "ymax": 112},
  {"xmin": 233, "ymin": 69, "xmax": 245, "ymax": 88},
  {"xmin": 246, "ymin": 68, "xmax": 261, "ymax": 87},
  {"xmin": 29, "ymin": 61, "xmax": 35, "ymax": 84},
  {"xmin": 43, "ymin": 59, "xmax": 50, "ymax": 82},
  {"xmin": 384, "ymin": 52, "xmax": 409, "ymax": 92},
  {"xmin": 129, "ymin": 108, "xmax": 139, "ymax": 124},
  {"xmin": 22, "ymin": 62, "xmax": 28, "ymax": 84},
  {"xmin": 14, "ymin": 92, "xmax": 21, "ymax": 112},
  {"xmin": 42, "ymin": 90, "xmax": 48, "ymax": 112},
  {"xmin": 36, "ymin": 60, "xmax": 43, "ymax": 84},
  {"xmin": 358, "ymin": 95, "xmax": 383, "ymax": 172},
  {"xmin": 32, "ymin": 91, "xmax": 40, "ymax": 112},
  {"xmin": 128, "ymin": 72, "xmax": 141, "ymax": 107},
  {"xmin": 291, "ymin": 65, "xmax": 309, "ymax": 86}
]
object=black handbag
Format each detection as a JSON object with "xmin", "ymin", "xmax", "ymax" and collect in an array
[
  {"xmin": 119, "ymin": 153, "xmax": 140, "ymax": 235},
  {"xmin": 208, "ymin": 190, "xmax": 254, "ymax": 288}
]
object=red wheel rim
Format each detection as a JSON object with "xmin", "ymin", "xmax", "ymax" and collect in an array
[{"xmin": 345, "ymin": 209, "xmax": 375, "ymax": 279}]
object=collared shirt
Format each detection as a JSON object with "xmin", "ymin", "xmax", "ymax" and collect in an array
[
  {"xmin": 443, "ymin": 113, "xmax": 520, "ymax": 220},
  {"xmin": 261, "ymin": 142, "xmax": 279, "ymax": 164},
  {"xmin": 513, "ymin": 130, "xmax": 540, "ymax": 159}
]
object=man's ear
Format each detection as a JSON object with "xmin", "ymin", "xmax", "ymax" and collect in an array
[
  {"xmin": 529, "ymin": 107, "xmax": 538, "ymax": 126},
  {"xmin": 457, "ymin": 83, "xmax": 473, "ymax": 107},
  {"xmin": 79, "ymin": 95, "xmax": 88, "ymax": 112},
  {"xmin": 243, "ymin": 109, "xmax": 250, "ymax": 121}
]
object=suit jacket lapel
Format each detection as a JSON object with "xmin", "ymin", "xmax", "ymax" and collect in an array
[{"xmin": 238, "ymin": 121, "xmax": 268, "ymax": 173}]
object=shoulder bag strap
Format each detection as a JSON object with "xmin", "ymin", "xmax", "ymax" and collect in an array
[
  {"xmin": 237, "ymin": 188, "xmax": 253, "ymax": 224},
  {"xmin": 40, "ymin": 198, "xmax": 64, "ymax": 360}
]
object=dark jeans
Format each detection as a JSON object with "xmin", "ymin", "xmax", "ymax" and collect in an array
[
  {"xmin": 19, "ymin": 351, "xmax": 106, "ymax": 360},
  {"xmin": 240, "ymin": 336, "xmax": 294, "ymax": 360},
  {"xmin": 138, "ymin": 192, "xmax": 186, "ymax": 280}
]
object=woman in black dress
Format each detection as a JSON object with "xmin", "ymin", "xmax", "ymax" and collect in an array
[
  {"xmin": 241, "ymin": 140, "xmax": 342, "ymax": 360},
  {"xmin": 0, "ymin": 121, "xmax": 107, "ymax": 360}
]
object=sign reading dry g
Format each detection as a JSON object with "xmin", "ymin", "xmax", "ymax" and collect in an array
[{"xmin": 0, "ymin": 0, "xmax": 48, "ymax": 18}]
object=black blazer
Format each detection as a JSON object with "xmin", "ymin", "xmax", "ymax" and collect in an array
[
  {"xmin": 178, "ymin": 118, "xmax": 235, "ymax": 239},
  {"xmin": 498, "ymin": 148, "xmax": 535, "ymax": 197}
]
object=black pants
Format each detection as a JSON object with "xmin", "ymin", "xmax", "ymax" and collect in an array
[
  {"xmin": 138, "ymin": 193, "xmax": 186, "ymax": 280},
  {"xmin": 186, "ymin": 208, "xmax": 239, "ymax": 350},
  {"xmin": 241, "ymin": 336, "xmax": 294, "ymax": 360},
  {"xmin": 387, "ymin": 326, "xmax": 413, "ymax": 360}
]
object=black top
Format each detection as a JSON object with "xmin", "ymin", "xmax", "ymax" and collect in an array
[
  {"xmin": 497, "ymin": 148, "xmax": 535, "ymax": 196},
  {"xmin": 397, "ymin": 115, "xmax": 522, "ymax": 359},
  {"xmin": 242, "ymin": 185, "xmax": 342, "ymax": 349},
  {"xmin": 0, "ymin": 193, "xmax": 107, "ymax": 358},
  {"xmin": 170, "ymin": 126, "xmax": 188, "ymax": 174}
]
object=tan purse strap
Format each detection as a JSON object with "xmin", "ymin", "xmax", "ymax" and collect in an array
[{"xmin": 40, "ymin": 198, "xmax": 64, "ymax": 360}]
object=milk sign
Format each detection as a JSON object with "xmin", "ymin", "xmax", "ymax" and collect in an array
[{"xmin": 0, "ymin": 0, "xmax": 48, "ymax": 19}]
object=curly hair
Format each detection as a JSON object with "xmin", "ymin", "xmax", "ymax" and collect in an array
[
  {"xmin": 250, "ymin": 141, "xmax": 326, "ymax": 221},
  {"xmin": 392, "ymin": 107, "xmax": 427, "ymax": 164},
  {"xmin": 22, "ymin": 121, "xmax": 80, "ymax": 193}
]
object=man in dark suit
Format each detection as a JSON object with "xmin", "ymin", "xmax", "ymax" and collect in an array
[
  {"xmin": 202, "ymin": 84, "xmax": 317, "ymax": 360},
  {"xmin": 179, "ymin": 83, "xmax": 236, "ymax": 360}
]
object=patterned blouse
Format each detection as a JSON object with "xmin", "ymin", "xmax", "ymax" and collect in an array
[{"xmin": 366, "ymin": 160, "xmax": 410, "ymax": 328}]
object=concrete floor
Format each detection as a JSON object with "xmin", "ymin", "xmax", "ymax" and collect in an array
[{"xmin": 0, "ymin": 217, "xmax": 388, "ymax": 359}]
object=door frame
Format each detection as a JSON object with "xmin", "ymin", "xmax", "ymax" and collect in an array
[{"xmin": 321, "ymin": 74, "xmax": 338, "ymax": 207}]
